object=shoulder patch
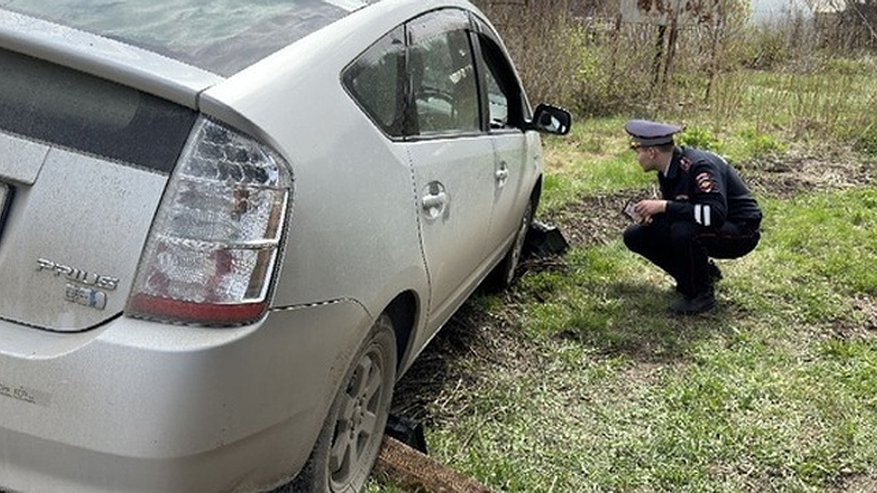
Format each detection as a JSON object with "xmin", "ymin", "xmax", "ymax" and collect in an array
[{"xmin": 695, "ymin": 171, "xmax": 716, "ymax": 193}]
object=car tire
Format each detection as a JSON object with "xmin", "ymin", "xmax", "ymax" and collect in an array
[
  {"xmin": 288, "ymin": 314, "xmax": 397, "ymax": 493},
  {"xmin": 488, "ymin": 198, "xmax": 535, "ymax": 290}
]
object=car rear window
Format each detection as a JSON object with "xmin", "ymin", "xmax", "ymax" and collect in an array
[
  {"xmin": 2, "ymin": 0, "xmax": 374, "ymax": 76},
  {"xmin": 0, "ymin": 48, "xmax": 197, "ymax": 174}
]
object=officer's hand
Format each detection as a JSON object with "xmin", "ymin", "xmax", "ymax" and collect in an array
[{"xmin": 634, "ymin": 199, "xmax": 667, "ymax": 224}]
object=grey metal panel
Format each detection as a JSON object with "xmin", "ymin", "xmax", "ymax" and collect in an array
[
  {"xmin": 0, "ymin": 131, "xmax": 48, "ymax": 185},
  {"xmin": 200, "ymin": 3, "xmax": 439, "ymax": 317},
  {"xmin": 0, "ymin": 148, "xmax": 167, "ymax": 331},
  {"xmin": 199, "ymin": 0, "xmax": 502, "ymax": 332},
  {"xmin": 0, "ymin": 9, "xmax": 224, "ymax": 108},
  {"xmin": 0, "ymin": 301, "xmax": 371, "ymax": 492}
]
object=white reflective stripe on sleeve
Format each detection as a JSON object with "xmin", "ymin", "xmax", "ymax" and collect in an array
[
  {"xmin": 704, "ymin": 205, "xmax": 712, "ymax": 227},
  {"xmin": 694, "ymin": 204, "xmax": 702, "ymax": 225}
]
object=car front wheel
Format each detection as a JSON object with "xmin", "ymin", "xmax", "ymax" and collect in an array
[{"xmin": 489, "ymin": 198, "xmax": 535, "ymax": 289}]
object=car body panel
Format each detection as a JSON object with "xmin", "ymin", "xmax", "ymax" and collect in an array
[
  {"xmin": 0, "ymin": 131, "xmax": 48, "ymax": 186},
  {"xmin": 487, "ymin": 130, "xmax": 532, "ymax": 249},
  {"xmin": 0, "ymin": 300, "xmax": 371, "ymax": 492},
  {"xmin": 0, "ymin": 146, "xmax": 167, "ymax": 331},
  {"xmin": 201, "ymin": 32, "xmax": 430, "ymax": 320},
  {"xmin": 407, "ymin": 137, "xmax": 495, "ymax": 326}
]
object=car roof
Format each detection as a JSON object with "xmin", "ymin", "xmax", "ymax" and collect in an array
[{"xmin": 0, "ymin": 0, "xmax": 378, "ymax": 77}]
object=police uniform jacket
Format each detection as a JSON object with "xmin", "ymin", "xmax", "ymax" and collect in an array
[{"xmin": 661, "ymin": 147, "xmax": 762, "ymax": 230}]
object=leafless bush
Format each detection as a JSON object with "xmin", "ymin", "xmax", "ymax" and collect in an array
[
  {"xmin": 474, "ymin": 0, "xmax": 582, "ymax": 108},
  {"xmin": 817, "ymin": 0, "xmax": 877, "ymax": 51},
  {"xmin": 473, "ymin": 0, "xmax": 755, "ymax": 115},
  {"xmin": 472, "ymin": 0, "xmax": 875, "ymax": 137}
]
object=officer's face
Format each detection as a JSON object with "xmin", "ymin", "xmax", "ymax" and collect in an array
[{"xmin": 633, "ymin": 146, "xmax": 660, "ymax": 171}]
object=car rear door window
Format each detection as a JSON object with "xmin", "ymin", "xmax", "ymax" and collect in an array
[
  {"xmin": 343, "ymin": 26, "xmax": 407, "ymax": 138},
  {"xmin": 408, "ymin": 10, "xmax": 480, "ymax": 137}
]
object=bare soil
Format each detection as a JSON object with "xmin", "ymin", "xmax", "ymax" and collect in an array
[{"xmin": 742, "ymin": 149, "xmax": 877, "ymax": 200}]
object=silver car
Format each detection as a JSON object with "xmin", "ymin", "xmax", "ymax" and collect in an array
[{"xmin": 0, "ymin": 1, "xmax": 570, "ymax": 492}]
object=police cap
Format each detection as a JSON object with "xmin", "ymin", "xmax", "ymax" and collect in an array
[{"xmin": 624, "ymin": 119, "xmax": 682, "ymax": 148}]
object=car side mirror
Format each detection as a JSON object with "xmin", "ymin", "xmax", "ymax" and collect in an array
[{"xmin": 528, "ymin": 104, "xmax": 572, "ymax": 135}]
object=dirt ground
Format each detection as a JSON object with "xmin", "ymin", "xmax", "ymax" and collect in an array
[{"xmin": 390, "ymin": 149, "xmax": 877, "ymax": 424}]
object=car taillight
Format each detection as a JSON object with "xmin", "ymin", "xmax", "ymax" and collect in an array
[{"xmin": 126, "ymin": 117, "xmax": 292, "ymax": 326}]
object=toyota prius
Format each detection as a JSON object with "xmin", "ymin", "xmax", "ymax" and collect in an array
[{"xmin": 0, "ymin": 1, "xmax": 570, "ymax": 491}]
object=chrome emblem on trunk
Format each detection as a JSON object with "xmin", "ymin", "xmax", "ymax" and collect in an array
[
  {"xmin": 36, "ymin": 258, "xmax": 120, "ymax": 310},
  {"xmin": 65, "ymin": 283, "xmax": 108, "ymax": 310},
  {"xmin": 36, "ymin": 258, "xmax": 119, "ymax": 291}
]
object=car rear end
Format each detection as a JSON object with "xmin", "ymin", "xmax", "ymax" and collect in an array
[{"xmin": 0, "ymin": 5, "xmax": 375, "ymax": 492}]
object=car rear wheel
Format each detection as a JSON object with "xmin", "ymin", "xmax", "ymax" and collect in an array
[{"xmin": 289, "ymin": 314, "xmax": 397, "ymax": 493}]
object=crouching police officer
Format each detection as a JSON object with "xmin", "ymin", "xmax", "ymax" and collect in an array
[{"xmin": 622, "ymin": 120, "xmax": 762, "ymax": 315}]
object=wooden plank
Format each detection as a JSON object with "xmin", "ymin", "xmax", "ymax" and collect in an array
[{"xmin": 375, "ymin": 436, "xmax": 495, "ymax": 493}]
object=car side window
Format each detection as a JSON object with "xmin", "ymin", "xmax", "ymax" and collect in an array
[
  {"xmin": 342, "ymin": 26, "xmax": 406, "ymax": 138},
  {"xmin": 483, "ymin": 63, "xmax": 509, "ymax": 129},
  {"xmin": 476, "ymin": 34, "xmax": 525, "ymax": 131},
  {"xmin": 408, "ymin": 10, "xmax": 479, "ymax": 137}
]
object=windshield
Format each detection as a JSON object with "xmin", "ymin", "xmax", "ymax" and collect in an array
[{"xmin": 1, "ymin": 0, "xmax": 374, "ymax": 76}]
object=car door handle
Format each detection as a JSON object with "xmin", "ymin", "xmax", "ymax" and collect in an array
[
  {"xmin": 422, "ymin": 192, "xmax": 447, "ymax": 210},
  {"xmin": 421, "ymin": 182, "xmax": 448, "ymax": 220},
  {"xmin": 495, "ymin": 162, "xmax": 509, "ymax": 186}
]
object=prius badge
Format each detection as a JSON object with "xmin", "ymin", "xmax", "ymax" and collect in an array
[{"xmin": 36, "ymin": 258, "xmax": 120, "ymax": 310}]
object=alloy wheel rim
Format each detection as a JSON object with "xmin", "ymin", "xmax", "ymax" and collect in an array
[{"xmin": 329, "ymin": 348, "xmax": 384, "ymax": 490}]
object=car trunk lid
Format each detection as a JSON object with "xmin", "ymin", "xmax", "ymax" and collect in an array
[{"xmin": 0, "ymin": 46, "xmax": 199, "ymax": 332}]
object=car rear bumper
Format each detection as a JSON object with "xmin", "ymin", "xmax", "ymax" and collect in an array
[{"xmin": 0, "ymin": 300, "xmax": 371, "ymax": 493}]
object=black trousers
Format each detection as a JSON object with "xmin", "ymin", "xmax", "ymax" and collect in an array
[{"xmin": 623, "ymin": 216, "xmax": 761, "ymax": 298}]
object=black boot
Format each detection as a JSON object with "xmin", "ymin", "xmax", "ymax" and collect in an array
[{"xmin": 669, "ymin": 290, "xmax": 716, "ymax": 315}]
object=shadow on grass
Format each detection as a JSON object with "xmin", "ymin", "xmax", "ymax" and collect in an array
[
  {"xmin": 390, "ymin": 275, "xmax": 742, "ymax": 422},
  {"xmin": 553, "ymin": 280, "xmax": 738, "ymax": 364}
]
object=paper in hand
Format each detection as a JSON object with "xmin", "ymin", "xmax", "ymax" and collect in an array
[{"xmin": 623, "ymin": 200, "xmax": 643, "ymax": 223}]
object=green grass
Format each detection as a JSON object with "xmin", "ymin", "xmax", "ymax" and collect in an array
[
  {"xmin": 699, "ymin": 69, "xmax": 876, "ymax": 152},
  {"xmin": 372, "ymin": 60, "xmax": 877, "ymax": 493},
  {"xmin": 374, "ymin": 171, "xmax": 877, "ymax": 492},
  {"xmin": 539, "ymin": 156, "xmax": 651, "ymax": 213},
  {"xmin": 398, "ymin": 186, "xmax": 877, "ymax": 493}
]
